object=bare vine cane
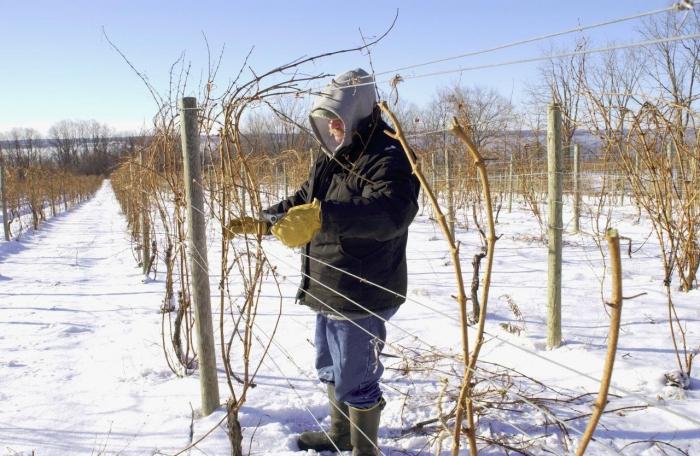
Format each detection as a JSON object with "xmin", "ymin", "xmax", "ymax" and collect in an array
[
  {"xmin": 378, "ymin": 101, "xmax": 477, "ymax": 455},
  {"xmin": 575, "ymin": 228, "xmax": 623, "ymax": 456},
  {"xmin": 448, "ymin": 117, "xmax": 497, "ymax": 456}
]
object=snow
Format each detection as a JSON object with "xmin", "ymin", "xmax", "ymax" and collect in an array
[{"xmin": 0, "ymin": 181, "xmax": 698, "ymax": 455}]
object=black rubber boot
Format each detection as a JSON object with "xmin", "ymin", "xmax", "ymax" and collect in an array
[
  {"xmin": 349, "ymin": 398, "xmax": 385, "ymax": 456},
  {"xmin": 298, "ymin": 383, "xmax": 352, "ymax": 452}
]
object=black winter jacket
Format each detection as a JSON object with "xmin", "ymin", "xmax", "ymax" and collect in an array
[{"xmin": 266, "ymin": 114, "xmax": 419, "ymax": 316}]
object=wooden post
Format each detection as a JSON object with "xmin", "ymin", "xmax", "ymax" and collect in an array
[
  {"xmin": 431, "ymin": 151, "xmax": 438, "ymax": 218},
  {"xmin": 431, "ymin": 151, "xmax": 437, "ymax": 191},
  {"xmin": 240, "ymin": 162, "xmax": 247, "ymax": 215},
  {"xmin": 139, "ymin": 149, "xmax": 150, "ymax": 275},
  {"xmin": 272, "ymin": 160, "xmax": 278, "ymax": 202},
  {"xmin": 619, "ymin": 175, "xmax": 625, "ymax": 206},
  {"xmin": 307, "ymin": 148, "xmax": 313, "ymax": 170},
  {"xmin": 445, "ymin": 143, "xmax": 455, "ymax": 240},
  {"xmin": 667, "ymin": 140, "xmax": 676, "ymax": 179},
  {"xmin": 666, "ymin": 140, "xmax": 675, "ymax": 221},
  {"xmin": 547, "ymin": 103, "xmax": 563, "ymax": 349},
  {"xmin": 179, "ymin": 97, "xmax": 220, "ymax": 416},
  {"xmin": 572, "ymin": 144, "xmax": 580, "ymax": 234},
  {"xmin": 208, "ymin": 167, "xmax": 215, "ymax": 217},
  {"xmin": 0, "ymin": 153, "xmax": 9, "ymax": 241},
  {"xmin": 507, "ymin": 153, "xmax": 514, "ymax": 213},
  {"xmin": 128, "ymin": 160, "xmax": 137, "ymax": 236}
]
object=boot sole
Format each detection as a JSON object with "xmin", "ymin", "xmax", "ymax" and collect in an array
[{"xmin": 297, "ymin": 438, "xmax": 352, "ymax": 452}]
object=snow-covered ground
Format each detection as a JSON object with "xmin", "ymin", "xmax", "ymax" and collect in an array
[{"xmin": 1, "ymin": 181, "xmax": 698, "ymax": 455}]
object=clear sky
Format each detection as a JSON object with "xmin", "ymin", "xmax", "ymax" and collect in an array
[{"xmin": 0, "ymin": 0, "xmax": 680, "ymax": 135}]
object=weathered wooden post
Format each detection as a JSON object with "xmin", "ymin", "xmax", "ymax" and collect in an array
[
  {"xmin": 547, "ymin": 103, "xmax": 563, "ymax": 349},
  {"xmin": 128, "ymin": 160, "xmax": 137, "ymax": 236},
  {"xmin": 308, "ymin": 147, "xmax": 314, "ymax": 169},
  {"xmin": 507, "ymin": 153, "xmax": 514, "ymax": 213},
  {"xmin": 208, "ymin": 167, "xmax": 216, "ymax": 217},
  {"xmin": 667, "ymin": 140, "xmax": 676, "ymax": 218},
  {"xmin": 0, "ymin": 153, "xmax": 9, "ymax": 241},
  {"xmin": 139, "ymin": 149, "xmax": 150, "ymax": 275},
  {"xmin": 572, "ymin": 144, "xmax": 580, "ymax": 234},
  {"xmin": 272, "ymin": 160, "xmax": 278, "ymax": 203},
  {"xmin": 179, "ymin": 97, "xmax": 220, "ymax": 416},
  {"xmin": 240, "ymin": 162, "xmax": 247, "ymax": 215},
  {"xmin": 619, "ymin": 174, "xmax": 626, "ymax": 206},
  {"xmin": 445, "ymin": 143, "xmax": 455, "ymax": 240},
  {"xmin": 429, "ymin": 151, "xmax": 437, "ymax": 218}
]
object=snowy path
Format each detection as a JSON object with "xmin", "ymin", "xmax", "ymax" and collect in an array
[{"xmin": 0, "ymin": 182, "xmax": 195, "ymax": 455}]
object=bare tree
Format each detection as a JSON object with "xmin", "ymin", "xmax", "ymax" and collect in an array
[
  {"xmin": 582, "ymin": 47, "xmax": 643, "ymax": 143},
  {"xmin": 437, "ymin": 84, "xmax": 515, "ymax": 153},
  {"xmin": 49, "ymin": 120, "xmax": 80, "ymax": 169},
  {"xmin": 7, "ymin": 128, "xmax": 42, "ymax": 170},
  {"xmin": 639, "ymin": 10, "xmax": 700, "ymax": 139},
  {"xmin": 530, "ymin": 38, "xmax": 588, "ymax": 152},
  {"xmin": 240, "ymin": 96, "xmax": 315, "ymax": 159}
]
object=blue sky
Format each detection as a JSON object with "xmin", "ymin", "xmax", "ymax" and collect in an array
[{"xmin": 0, "ymin": 1, "xmax": 679, "ymax": 134}]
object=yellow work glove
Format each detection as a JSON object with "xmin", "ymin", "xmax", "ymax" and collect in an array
[
  {"xmin": 271, "ymin": 198, "xmax": 322, "ymax": 248},
  {"xmin": 224, "ymin": 216, "xmax": 270, "ymax": 239}
]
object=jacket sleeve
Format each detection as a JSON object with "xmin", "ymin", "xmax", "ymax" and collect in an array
[
  {"xmin": 321, "ymin": 151, "xmax": 418, "ymax": 242},
  {"xmin": 264, "ymin": 179, "xmax": 310, "ymax": 215}
]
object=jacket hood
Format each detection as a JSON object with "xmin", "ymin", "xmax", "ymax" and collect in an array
[{"xmin": 309, "ymin": 68, "xmax": 376, "ymax": 154}]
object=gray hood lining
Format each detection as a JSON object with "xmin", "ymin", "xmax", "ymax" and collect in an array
[{"xmin": 309, "ymin": 68, "xmax": 376, "ymax": 155}]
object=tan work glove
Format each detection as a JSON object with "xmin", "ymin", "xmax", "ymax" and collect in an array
[
  {"xmin": 271, "ymin": 198, "xmax": 321, "ymax": 248},
  {"xmin": 224, "ymin": 216, "xmax": 270, "ymax": 239}
]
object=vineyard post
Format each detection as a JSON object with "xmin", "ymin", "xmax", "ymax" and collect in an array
[
  {"xmin": 240, "ymin": 162, "xmax": 247, "ymax": 215},
  {"xmin": 431, "ymin": 150, "xmax": 437, "ymax": 190},
  {"xmin": 573, "ymin": 143, "xmax": 580, "ymax": 234},
  {"xmin": 547, "ymin": 103, "xmax": 563, "ymax": 349},
  {"xmin": 283, "ymin": 161, "xmax": 289, "ymax": 199},
  {"xmin": 667, "ymin": 139, "xmax": 677, "ymax": 180},
  {"xmin": 129, "ymin": 160, "xmax": 138, "ymax": 236},
  {"xmin": 139, "ymin": 149, "xmax": 150, "ymax": 275},
  {"xmin": 431, "ymin": 151, "xmax": 437, "ymax": 217},
  {"xmin": 272, "ymin": 160, "xmax": 278, "ymax": 203},
  {"xmin": 666, "ymin": 140, "xmax": 676, "ymax": 217},
  {"xmin": 126, "ymin": 164, "xmax": 131, "ymax": 220},
  {"xmin": 208, "ymin": 167, "xmax": 215, "ymax": 217},
  {"xmin": 507, "ymin": 152, "xmax": 514, "ymax": 213},
  {"xmin": 179, "ymin": 96, "xmax": 221, "ymax": 416},
  {"xmin": 0, "ymin": 152, "xmax": 9, "ymax": 241},
  {"xmin": 620, "ymin": 174, "xmax": 626, "ymax": 206},
  {"xmin": 445, "ymin": 136, "xmax": 455, "ymax": 240}
]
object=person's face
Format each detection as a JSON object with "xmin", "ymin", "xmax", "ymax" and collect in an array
[{"xmin": 328, "ymin": 118, "xmax": 344, "ymax": 144}]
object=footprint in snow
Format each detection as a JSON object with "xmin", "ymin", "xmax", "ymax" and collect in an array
[
  {"xmin": 139, "ymin": 367, "xmax": 174, "ymax": 382},
  {"xmin": 411, "ymin": 288, "xmax": 431, "ymax": 297},
  {"xmin": 61, "ymin": 325, "xmax": 93, "ymax": 336}
]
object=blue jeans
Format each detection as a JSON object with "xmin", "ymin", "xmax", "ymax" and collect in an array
[{"xmin": 315, "ymin": 307, "xmax": 398, "ymax": 408}]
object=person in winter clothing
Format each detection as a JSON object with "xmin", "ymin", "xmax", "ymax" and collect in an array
[{"xmin": 229, "ymin": 68, "xmax": 419, "ymax": 455}]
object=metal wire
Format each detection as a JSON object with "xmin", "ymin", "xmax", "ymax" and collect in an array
[
  {"xmin": 283, "ymin": 247, "xmax": 700, "ymax": 429},
  {"xmin": 372, "ymin": 4, "xmax": 685, "ymax": 77},
  {"xmin": 262, "ymin": 250, "xmax": 620, "ymax": 455}
]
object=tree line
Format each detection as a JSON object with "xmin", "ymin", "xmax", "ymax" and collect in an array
[{"xmin": 0, "ymin": 120, "xmax": 147, "ymax": 176}]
